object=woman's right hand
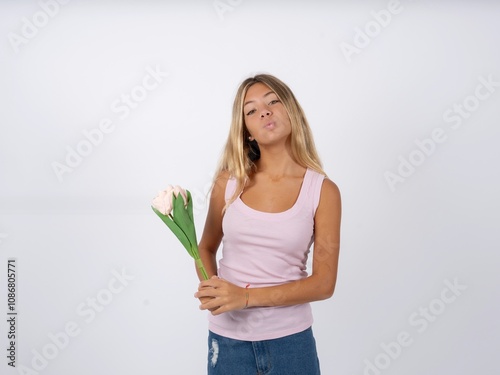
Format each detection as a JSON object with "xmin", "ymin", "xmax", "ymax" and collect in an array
[{"xmin": 197, "ymin": 285, "xmax": 217, "ymax": 312}]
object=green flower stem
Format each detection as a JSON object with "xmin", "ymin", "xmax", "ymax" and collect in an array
[{"xmin": 195, "ymin": 257, "xmax": 209, "ymax": 280}]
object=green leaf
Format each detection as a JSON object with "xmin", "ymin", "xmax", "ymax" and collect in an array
[
  {"xmin": 171, "ymin": 194, "xmax": 197, "ymax": 257},
  {"xmin": 153, "ymin": 191, "xmax": 206, "ymax": 279},
  {"xmin": 152, "ymin": 206, "xmax": 192, "ymax": 255},
  {"xmin": 186, "ymin": 190, "xmax": 198, "ymax": 245},
  {"xmin": 186, "ymin": 190, "xmax": 195, "ymax": 222}
]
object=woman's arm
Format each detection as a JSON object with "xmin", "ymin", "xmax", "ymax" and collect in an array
[
  {"xmin": 195, "ymin": 178, "xmax": 341, "ymax": 315},
  {"xmin": 195, "ymin": 171, "xmax": 230, "ymax": 281}
]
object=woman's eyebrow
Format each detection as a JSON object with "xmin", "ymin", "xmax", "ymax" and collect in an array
[{"xmin": 244, "ymin": 91, "xmax": 276, "ymax": 107}]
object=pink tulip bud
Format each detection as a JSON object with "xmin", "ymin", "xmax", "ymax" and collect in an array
[
  {"xmin": 151, "ymin": 185, "xmax": 175, "ymax": 215},
  {"xmin": 173, "ymin": 185, "xmax": 188, "ymax": 207}
]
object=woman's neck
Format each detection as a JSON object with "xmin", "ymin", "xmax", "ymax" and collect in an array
[{"xmin": 255, "ymin": 149, "xmax": 304, "ymax": 178}]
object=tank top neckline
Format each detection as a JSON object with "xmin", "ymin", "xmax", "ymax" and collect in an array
[{"xmin": 234, "ymin": 168, "xmax": 312, "ymax": 219}]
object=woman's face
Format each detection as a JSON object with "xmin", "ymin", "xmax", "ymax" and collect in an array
[{"xmin": 243, "ymin": 82, "xmax": 291, "ymax": 147}]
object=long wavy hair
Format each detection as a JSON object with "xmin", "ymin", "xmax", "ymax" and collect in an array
[{"xmin": 214, "ymin": 74, "xmax": 326, "ymax": 210}]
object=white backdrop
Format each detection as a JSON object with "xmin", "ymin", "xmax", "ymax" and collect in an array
[{"xmin": 1, "ymin": 1, "xmax": 499, "ymax": 374}]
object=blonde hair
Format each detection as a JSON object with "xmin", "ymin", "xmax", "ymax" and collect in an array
[{"xmin": 214, "ymin": 74, "xmax": 326, "ymax": 208}]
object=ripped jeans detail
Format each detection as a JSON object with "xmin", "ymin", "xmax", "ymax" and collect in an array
[
  {"xmin": 207, "ymin": 328, "xmax": 320, "ymax": 374},
  {"xmin": 209, "ymin": 338, "xmax": 219, "ymax": 368}
]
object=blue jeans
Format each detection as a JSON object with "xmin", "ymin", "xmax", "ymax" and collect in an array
[{"xmin": 207, "ymin": 327, "xmax": 321, "ymax": 375}]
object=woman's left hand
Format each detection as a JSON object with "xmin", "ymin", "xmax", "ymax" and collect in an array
[{"xmin": 195, "ymin": 276, "xmax": 247, "ymax": 315}]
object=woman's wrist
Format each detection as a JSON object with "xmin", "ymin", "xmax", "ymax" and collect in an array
[{"xmin": 244, "ymin": 283, "xmax": 250, "ymax": 309}]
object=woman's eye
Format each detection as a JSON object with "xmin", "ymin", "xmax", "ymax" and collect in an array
[
  {"xmin": 246, "ymin": 109, "xmax": 256, "ymax": 116},
  {"xmin": 269, "ymin": 99, "xmax": 280, "ymax": 105}
]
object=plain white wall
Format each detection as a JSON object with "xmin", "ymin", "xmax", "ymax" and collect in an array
[{"xmin": 1, "ymin": 1, "xmax": 499, "ymax": 374}]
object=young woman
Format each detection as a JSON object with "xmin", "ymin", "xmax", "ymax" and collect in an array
[{"xmin": 194, "ymin": 74, "xmax": 341, "ymax": 374}]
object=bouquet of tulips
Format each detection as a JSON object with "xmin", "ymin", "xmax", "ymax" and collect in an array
[{"xmin": 151, "ymin": 185, "xmax": 208, "ymax": 280}]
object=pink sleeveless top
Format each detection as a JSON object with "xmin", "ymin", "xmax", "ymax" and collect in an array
[{"xmin": 208, "ymin": 168, "xmax": 326, "ymax": 341}]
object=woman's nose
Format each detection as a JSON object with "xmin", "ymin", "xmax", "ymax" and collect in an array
[{"xmin": 260, "ymin": 109, "xmax": 271, "ymax": 117}]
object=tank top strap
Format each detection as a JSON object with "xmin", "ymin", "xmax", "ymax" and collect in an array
[
  {"xmin": 225, "ymin": 176, "xmax": 238, "ymax": 201},
  {"xmin": 303, "ymin": 169, "xmax": 326, "ymax": 215}
]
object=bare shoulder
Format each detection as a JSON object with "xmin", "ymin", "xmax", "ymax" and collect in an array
[
  {"xmin": 212, "ymin": 170, "xmax": 231, "ymax": 191},
  {"xmin": 316, "ymin": 177, "xmax": 341, "ymax": 218},
  {"xmin": 200, "ymin": 171, "xmax": 230, "ymax": 252},
  {"xmin": 320, "ymin": 178, "xmax": 341, "ymax": 203},
  {"xmin": 210, "ymin": 170, "xmax": 231, "ymax": 205},
  {"xmin": 214, "ymin": 169, "xmax": 231, "ymax": 182}
]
